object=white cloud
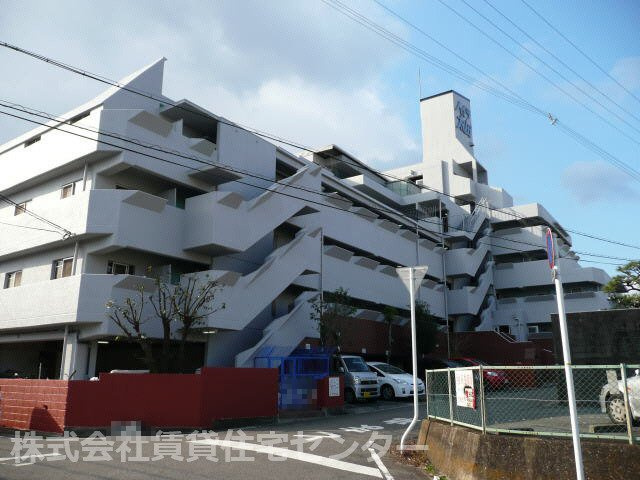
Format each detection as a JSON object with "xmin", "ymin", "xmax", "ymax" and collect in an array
[
  {"xmin": 192, "ymin": 75, "xmax": 419, "ymax": 165},
  {"xmin": 610, "ymin": 56, "xmax": 640, "ymax": 92},
  {"xmin": 0, "ymin": 0, "xmax": 417, "ymax": 165},
  {"xmin": 562, "ymin": 160, "xmax": 640, "ymax": 203}
]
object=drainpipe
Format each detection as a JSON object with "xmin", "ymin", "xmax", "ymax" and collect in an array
[
  {"xmin": 81, "ymin": 161, "xmax": 89, "ymax": 191},
  {"xmin": 320, "ymin": 228, "xmax": 324, "ymax": 309},
  {"xmin": 439, "ymin": 196, "xmax": 450, "ymax": 358},
  {"xmin": 71, "ymin": 241, "xmax": 79, "ymax": 275}
]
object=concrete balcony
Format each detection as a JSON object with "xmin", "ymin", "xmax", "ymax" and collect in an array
[
  {"xmin": 343, "ymin": 174, "xmax": 404, "ymax": 205},
  {"xmin": 85, "ymin": 189, "xmax": 207, "ymax": 262},
  {"xmin": 489, "ymin": 203, "xmax": 571, "ymax": 244},
  {"xmin": 475, "ymin": 183, "xmax": 513, "ymax": 208},
  {"xmin": 1, "ymin": 189, "xmax": 207, "ymax": 264},
  {"xmin": 447, "ymin": 265, "xmax": 493, "ymax": 315},
  {"xmin": 450, "ymin": 174, "xmax": 476, "ymax": 201},
  {"xmin": 492, "ymin": 290, "xmax": 611, "ymax": 327},
  {"xmin": 321, "ymin": 245, "xmax": 446, "ymax": 318},
  {"xmin": 289, "ymin": 202, "xmax": 443, "ymax": 276},
  {"xmin": 445, "ymin": 241, "xmax": 490, "ymax": 277},
  {"xmin": 494, "ymin": 258, "xmax": 609, "ymax": 290},
  {"xmin": 0, "ymin": 274, "xmax": 156, "ymax": 332},
  {"xmin": 0, "ymin": 191, "xmax": 92, "ymax": 259}
]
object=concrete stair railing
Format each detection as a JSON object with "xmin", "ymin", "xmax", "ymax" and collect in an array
[
  {"xmin": 192, "ymin": 228, "xmax": 321, "ymax": 331},
  {"xmin": 234, "ymin": 291, "xmax": 317, "ymax": 367},
  {"xmin": 184, "ymin": 165, "xmax": 322, "ymax": 253}
]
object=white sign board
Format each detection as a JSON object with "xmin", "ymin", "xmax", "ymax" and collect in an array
[
  {"xmin": 328, "ymin": 376, "xmax": 340, "ymax": 397},
  {"xmin": 455, "ymin": 369, "xmax": 476, "ymax": 409}
]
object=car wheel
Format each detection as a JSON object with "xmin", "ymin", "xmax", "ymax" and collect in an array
[
  {"xmin": 344, "ymin": 388, "xmax": 356, "ymax": 404},
  {"xmin": 381, "ymin": 384, "xmax": 395, "ymax": 401},
  {"xmin": 606, "ymin": 394, "xmax": 627, "ymax": 424}
]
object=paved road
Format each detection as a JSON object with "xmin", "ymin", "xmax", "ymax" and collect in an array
[{"xmin": 0, "ymin": 401, "xmax": 431, "ymax": 480}]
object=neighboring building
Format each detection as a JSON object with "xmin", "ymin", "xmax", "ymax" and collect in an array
[{"xmin": 0, "ymin": 61, "xmax": 609, "ymax": 379}]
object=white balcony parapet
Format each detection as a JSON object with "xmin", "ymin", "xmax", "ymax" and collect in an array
[{"xmin": 194, "ymin": 228, "xmax": 321, "ymax": 331}]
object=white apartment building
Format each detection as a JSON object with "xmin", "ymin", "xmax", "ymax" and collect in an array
[{"xmin": 0, "ymin": 61, "xmax": 609, "ymax": 379}]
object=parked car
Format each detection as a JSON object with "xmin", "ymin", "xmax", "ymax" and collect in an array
[
  {"xmin": 367, "ymin": 362, "xmax": 425, "ymax": 400},
  {"xmin": 422, "ymin": 358, "xmax": 463, "ymax": 370},
  {"xmin": 599, "ymin": 368, "xmax": 640, "ymax": 425},
  {"xmin": 333, "ymin": 354, "xmax": 380, "ymax": 403},
  {"xmin": 450, "ymin": 357, "xmax": 509, "ymax": 389}
]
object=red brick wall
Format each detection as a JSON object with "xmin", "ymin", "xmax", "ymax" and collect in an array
[
  {"xmin": 0, "ymin": 369, "xmax": 278, "ymax": 432},
  {"xmin": 0, "ymin": 380, "xmax": 69, "ymax": 433}
]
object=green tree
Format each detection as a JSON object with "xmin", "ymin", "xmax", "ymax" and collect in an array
[
  {"xmin": 604, "ymin": 260, "xmax": 640, "ymax": 308},
  {"xmin": 383, "ymin": 306, "xmax": 398, "ymax": 364},
  {"xmin": 310, "ymin": 287, "xmax": 356, "ymax": 349},
  {"xmin": 415, "ymin": 301, "xmax": 438, "ymax": 356}
]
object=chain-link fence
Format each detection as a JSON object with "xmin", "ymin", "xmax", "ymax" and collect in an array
[{"xmin": 425, "ymin": 365, "xmax": 640, "ymax": 443}]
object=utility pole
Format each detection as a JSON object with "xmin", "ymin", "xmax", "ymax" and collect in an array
[{"xmin": 397, "ymin": 266, "xmax": 428, "ymax": 452}]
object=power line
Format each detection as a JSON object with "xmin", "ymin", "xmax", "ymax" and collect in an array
[
  {"xmin": 481, "ymin": 0, "xmax": 640, "ymax": 128},
  {"xmin": 520, "ymin": 0, "xmax": 640, "ymax": 106},
  {"xmin": 1, "ymin": 41, "xmax": 638, "ymax": 251},
  {"xmin": 443, "ymin": 0, "xmax": 640, "ymax": 147},
  {"xmin": 2, "ymin": 106, "xmax": 632, "ymax": 268},
  {"xmin": 0, "ymin": 193, "xmax": 72, "ymax": 237},
  {"xmin": 321, "ymin": 1, "xmax": 640, "ymax": 184},
  {"xmin": 0, "ymin": 220, "xmax": 61, "ymax": 234},
  {"xmin": 1, "ymin": 99, "xmax": 637, "ymax": 259}
]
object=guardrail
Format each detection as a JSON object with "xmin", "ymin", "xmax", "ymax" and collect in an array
[{"xmin": 425, "ymin": 364, "xmax": 640, "ymax": 444}]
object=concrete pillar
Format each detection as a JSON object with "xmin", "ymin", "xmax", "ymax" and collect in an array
[
  {"xmin": 59, "ymin": 333, "xmax": 90, "ymax": 380},
  {"xmin": 87, "ymin": 341, "xmax": 98, "ymax": 378}
]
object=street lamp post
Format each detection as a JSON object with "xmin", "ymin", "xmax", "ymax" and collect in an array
[{"xmin": 397, "ymin": 265, "xmax": 428, "ymax": 452}]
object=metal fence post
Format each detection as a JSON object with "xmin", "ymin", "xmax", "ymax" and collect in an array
[
  {"xmin": 425, "ymin": 369, "xmax": 429, "ymax": 418},
  {"xmin": 620, "ymin": 363, "xmax": 634, "ymax": 445},
  {"xmin": 478, "ymin": 366, "xmax": 486, "ymax": 434},
  {"xmin": 447, "ymin": 368, "xmax": 453, "ymax": 425}
]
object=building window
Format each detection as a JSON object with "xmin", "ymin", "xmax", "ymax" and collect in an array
[
  {"xmin": 107, "ymin": 260, "xmax": 135, "ymax": 275},
  {"xmin": 4, "ymin": 270, "xmax": 22, "ymax": 288},
  {"xmin": 498, "ymin": 325, "xmax": 511, "ymax": 334},
  {"xmin": 14, "ymin": 200, "xmax": 30, "ymax": 216},
  {"xmin": 52, "ymin": 258, "xmax": 74, "ymax": 279},
  {"xmin": 61, "ymin": 181, "xmax": 81, "ymax": 199},
  {"xmin": 527, "ymin": 325, "xmax": 540, "ymax": 334}
]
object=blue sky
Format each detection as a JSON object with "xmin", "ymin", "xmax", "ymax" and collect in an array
[{"xmin": 0, "ymin": 0, "xmax": 639, "ymax": 274}]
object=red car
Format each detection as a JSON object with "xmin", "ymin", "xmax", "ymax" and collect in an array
[{"xmin": 450, "ymin": 357, "xmax": 509, "ymax": 389}]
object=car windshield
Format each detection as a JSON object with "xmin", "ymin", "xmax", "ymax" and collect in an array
[
  {"xmin": 343, "ymin": 357, "xmax": 370, "ymax": 372},
  {"xmin": 373, "ymin": 363, "xmax": 406, "ymax": 374}
]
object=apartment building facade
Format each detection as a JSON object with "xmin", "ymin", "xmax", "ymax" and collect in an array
[{"xmin": 0, "ymin": 61, "xmax": 609, "ymax": 379}]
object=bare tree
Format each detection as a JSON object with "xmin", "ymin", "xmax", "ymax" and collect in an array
[
  {"xmin": 106, "ymin": 285, "xmax": 158, "ymax": 372},
  {"xmin": 172, "ymin": 275, "xmax": 225, "ymax": 371},
  {"xmin": 107, "ymin": 274, "xmax": 225, "ymax": 373},
  {"xmin": 147, "ymin": 277, "xmax": 178, "ymax": 372}
]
